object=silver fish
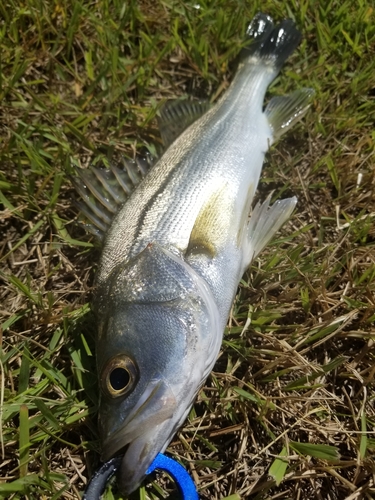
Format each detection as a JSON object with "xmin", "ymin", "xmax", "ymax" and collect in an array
[{"xmin": 75, "ymin": 12, "xmax": 313, "ymax": 495}]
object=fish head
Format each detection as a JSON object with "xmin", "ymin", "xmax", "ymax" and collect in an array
[{"xmin": 95, "ymin": 243, "xmax": 221, "ymax": 495}]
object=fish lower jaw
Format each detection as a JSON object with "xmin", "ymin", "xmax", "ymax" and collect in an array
[{"xmin": 114, "ymin": 434, "xmax": 162, "ymax": 495}]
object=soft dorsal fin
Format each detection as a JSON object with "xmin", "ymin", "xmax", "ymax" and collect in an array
[
  {"xmin": 265, "ymin": 88, "xmax": 314, "ymax": 140},
  {"xmin": 157, "ymin": 99, "xmax": 211, "ymax": 148},
  {"xmin": 71, "ymin": 155, "xmax": 155, "ymax": 241}
]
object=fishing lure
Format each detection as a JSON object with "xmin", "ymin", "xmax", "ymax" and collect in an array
[{"xmin": 82, "ymin": 453, "xmax": 199, "ymax": 499}]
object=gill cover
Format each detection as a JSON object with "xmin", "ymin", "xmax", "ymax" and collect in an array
[{"xmin": 95, "ymin": 243, "xmax": 221, "ymax": 494}]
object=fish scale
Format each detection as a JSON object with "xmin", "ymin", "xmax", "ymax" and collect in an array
[
  {"xmin": 98, "ymin": 64, "xmax": 278, "ymax": 282},
  {"xmin": 100, "ymin": 87, "xmax": 267, "ymax": 273},
  {"xmin": 74, "ymin": 12, "xmax": 314, "ymax": 497}
]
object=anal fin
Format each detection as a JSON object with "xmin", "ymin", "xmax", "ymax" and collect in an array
[{"xmin": 265, "ymin": 88, "xmax": 314, "ymax": 140}]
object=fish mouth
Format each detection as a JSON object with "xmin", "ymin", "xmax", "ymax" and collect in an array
[{"xmin": 101, "ymin": 379, "xmax": 177, "ymax": 495}]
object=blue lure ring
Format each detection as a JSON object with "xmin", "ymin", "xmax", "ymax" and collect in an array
[
  {"xmin": 147, "ymin": 453, "xmax": 199, "ymax": 500},
  {"xmin": 82, "ymin": 452, "xmax": 199, "ymax": 499}
]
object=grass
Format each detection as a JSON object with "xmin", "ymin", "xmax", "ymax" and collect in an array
[{"xmin": 1, "ymin": 0, "xmax": 374, "ymax": 498}]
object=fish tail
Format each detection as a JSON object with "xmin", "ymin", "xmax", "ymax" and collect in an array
[
  {"xmin": 242, "ymin": 13, "xmax": 301, "ymax": 72},
  {"xmin": 241, "ymin": 13, "xmax": 314, "ymax": 140}
]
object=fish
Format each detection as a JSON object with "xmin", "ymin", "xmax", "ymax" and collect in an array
[{"xmin": 73, "ymin": 12, "xmax": 313, "ymax": 496}]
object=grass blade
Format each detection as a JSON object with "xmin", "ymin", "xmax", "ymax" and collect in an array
[
  {"xmin": 19, "ymin": 404, "xmax": 30, "ymax": 478},
  {"xmin": 269, "ymin": 446, "xmax": 289, "ymax": 486}
]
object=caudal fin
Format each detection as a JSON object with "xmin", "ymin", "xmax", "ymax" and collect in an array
[
  {"xmin": 243, "ymin": 14, "xmax": 314, "ymax": 141},
  {"xmin": 243, "ymin": 13, "xmax": 302, "ymax": 72}
]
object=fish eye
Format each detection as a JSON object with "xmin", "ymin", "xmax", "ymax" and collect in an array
[
  {"xmin": 109, "ymin": 367, "xmax": 130, "ymax": 391},
  {"xmin": 101, "ymin": 355, "xmax": 139, "ymax": 398}
]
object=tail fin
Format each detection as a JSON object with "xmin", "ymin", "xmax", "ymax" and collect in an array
[{"xmin": 243, "ymin": 13, "xmax": 302, "ymax": 71}]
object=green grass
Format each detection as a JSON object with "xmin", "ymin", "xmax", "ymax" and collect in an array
[{"xmin": 1, "ymin": 0, "xmax": 375, "ymax": 499}]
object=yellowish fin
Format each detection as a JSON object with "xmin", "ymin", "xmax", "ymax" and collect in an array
[{"xmin": 187, "ymin": 184, "xmax": 233, "ymax": 258}]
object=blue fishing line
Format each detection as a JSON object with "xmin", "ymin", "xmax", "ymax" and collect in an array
[{"xmin": 82, "ymin": 452, "xmax": 199, "ymax": 499}]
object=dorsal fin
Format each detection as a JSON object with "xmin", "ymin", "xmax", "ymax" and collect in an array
[
  {"xmin": 71, "ymin": 154, "xmax": 155, "ymax": 241},
  {"xmin": 157, "ymin": 99, "xmax": 211, "ymax": 148}
]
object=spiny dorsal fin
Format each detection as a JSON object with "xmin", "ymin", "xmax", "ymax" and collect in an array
[
  {"xmin": 265, "ymin": 88, "xmax": 314, "ymax": 140},
  {"xmin": 71, "ymin": 154, "xmax": 155, "ymax": 241},
  {"xmin": 157, "ymin": 99, "xmax": 211, "ymax": 148}
]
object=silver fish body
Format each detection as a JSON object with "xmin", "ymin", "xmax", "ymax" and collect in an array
[{"xmin": 84, "ymin": 13, "xmax": 313, "ymax": 495}]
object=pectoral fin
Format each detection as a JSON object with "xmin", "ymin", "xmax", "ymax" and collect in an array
[{"xmin": 187, "ymin": 185, "xmax": 233, "ymax": 258}]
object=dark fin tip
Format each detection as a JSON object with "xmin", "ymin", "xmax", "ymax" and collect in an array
[{"xmin": 243, "ymin": 12, "xmax": 302, "ymax": 70}]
